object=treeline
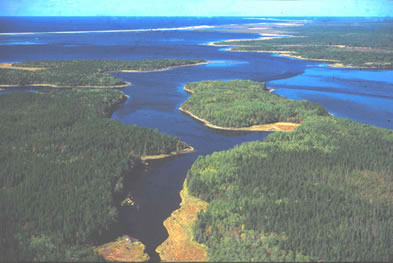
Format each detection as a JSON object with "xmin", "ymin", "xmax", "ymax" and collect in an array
[
  {"xmin": 181, "ymin": 80, "xmax": 328, "ymax": 127},
  {"xmin": 187, "ymin": 116, "xmax": 393, "ymax": 261},
  {"xmin": 0, "ymin": 88, "xmax": 189, "ymax": 261},
  {"xmin": 0, "ymin": 59, "xmax": 205, "ymax": 87},
  {"xmin": 215, "ymin": 19, "xmax": 393, "ymax": 68}
]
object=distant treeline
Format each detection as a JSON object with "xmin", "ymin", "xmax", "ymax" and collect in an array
[
  {"xmin": 0, "ymin": 59, "xmax": 205, "ymax": 87},
  {"xmin": 215, "ymin": 20, "xmax": 393, "ymax": 68},
  {"xmin": 0, "ymin": 88, "xmax": 189, "ymax": 261},
  {"xmin": 187, "ymin": 116, "xmax": 393, "ymax": 261},
  {"xmin": 181, "ymin": 80, "xmax": 328, "ymax": 127}
]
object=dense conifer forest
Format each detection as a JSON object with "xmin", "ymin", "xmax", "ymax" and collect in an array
[
  {"xmin": 181, "ymin": 80, "xmax": 329, "ymax": 127},
  {"xmin": 0, "ymin": 59, "xmax": 205, "ymax": 87},
  {"xmin": 214, "ymin": 19, "xmax": 393, "ymax": 68},
  {"xmin": 0, "ymin": 88, "xmax": 189, "ymax": 261},
  {"xmin": 187, "ymin": 116, "xmax": 393, "ymax": 261}
]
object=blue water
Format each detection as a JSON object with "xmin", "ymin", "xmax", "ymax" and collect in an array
[{"xmin": 1, "ymin": 17, "xmax": 392, "ymax": 261}]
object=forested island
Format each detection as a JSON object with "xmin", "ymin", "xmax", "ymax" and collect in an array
[
  {"xmin": 0, "ymin": 88, "xmax": 191, "ymax": 261},
  {"xmin": 185, "ymin": 116, "xmax": 393, "ymax": 261},
  {"xmin": 180, "ymin": 80, "xmax": 329, "ymax": 131},
  {"xmin": 0, "ymin": 59, "xmax": 206, "ymax": 88},
  {"xmin": 211, "ymin": 18, "xmax": 393, "ymax": 68}
]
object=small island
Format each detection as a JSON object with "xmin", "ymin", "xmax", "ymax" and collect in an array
[
  {"xmin": 180, "ymin": 80, "xmax": 329, "ymax": 131},
  {"xmin": 0, "ymin": 59, "xmax": 207, "ymax": 88}
]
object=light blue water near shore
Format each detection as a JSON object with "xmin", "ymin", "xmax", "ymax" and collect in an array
[
  {"xmin": 268, "ymin": 67, "xmax": 393, "ymax": 128},
  {"xmin": 1, "ymin": 17, "xmax": 392, "ymax": 261}
]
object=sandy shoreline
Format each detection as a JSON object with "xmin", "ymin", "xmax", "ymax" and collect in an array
[
  {"xmin": 221, "ymin": 47, "xmax": 391, "ymax": 69},
  {"xmin": 179, "ymin": 107, "xmax": 299, "ymax": 132},
  {"xmin": 156, "ymin": 181, "xmax": 208, "ymax": 262},
  {"xmin": 141, "ymin": 146, "xmax": 195, "ymax": 161},
  {"xmin": 119, "ymin": 61, "xmax": 210, "ymax": 73},
  {"xmin": 205, "ymin": 22, "xmax": 392, "ymax": 69},
  {"xmin": 0, "ymin": 82, "xmax": 132, "ymax": 89},
  {"xmin": 96, "ymin": 236, "xmax": 149, "ymax": 262},
  {"xmin": 0, "ymin": 25, "xmax": 215, "ymax": 36},
  {"xmin": 0, "ymin": 61, "xmax": 209, "ymax": 88},
  {"xmin": 0, "ymin": 63, "xmax": 46, "ymax": 71}
]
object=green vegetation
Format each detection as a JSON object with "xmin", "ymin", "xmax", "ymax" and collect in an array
[
  {"xmin": 181, "ymin": 80, "xmax": 328, "ymax": 127},
  {"xmin": 215, "ymin": 19, "xmax": 393, "ymax": 68},
  {"xmin": 0, "ymin": 59, "xmax": 205, "ymax": 87},
  {"xmin": 0, "ymin": 88, "xmax": 190, "ymax": 261},
  {"xmin": 187, "ymin": 116, "xmax": 393, "ymax": 261}
]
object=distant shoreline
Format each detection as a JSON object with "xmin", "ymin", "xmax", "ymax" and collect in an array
[
  {"xmin": 119, "ymin": 61, "xmax": 210, "ymax": 73},
  {"xmin": 0, "ymin": 82, "xmax": 131, "ymax": 89},
  {"xmin": 0, "ymin": 25, "xmax": 215, "ymax": 36},
  {"xmin": 0, "ymin": 60, "xmax": 209, "ymax": 89},
  {"xmin": 205, "ymin": 22, "xmax": 392, "ymax": 69}
]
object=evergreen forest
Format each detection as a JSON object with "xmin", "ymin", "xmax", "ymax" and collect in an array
[
  {"xmin": 181, "ymin": 80, "xmax": 329, "ymax": 127},
  {"xmin": 187, "ymin": 116, "xmax": 393, "ymax": 261},
  {"xmin": 0, "ymin": 59, "xmax": 205, "ymax": 87},
  {"xmin": 0, "ymin": 88, "xmax": 189, "ymax": 261},
  {"xmin": 214, "ymin": 19, "xmax": 393, "ymax": 68}
]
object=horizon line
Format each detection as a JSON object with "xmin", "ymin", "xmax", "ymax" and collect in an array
[{"xmin": 0, "ymin": 15, "xmax": 392, "ymax": 18}]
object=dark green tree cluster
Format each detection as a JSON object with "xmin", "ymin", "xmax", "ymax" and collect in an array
[
  {"xmin": 0, "ymin": 59, "xmax": 205, "ymax": 87},
  {"xmin": 215, "ymin": 19, "xmax": 393, "ymax": 68},
  {"xmin": 181, "ymin": 80, "xmax": 328, "ymax": 127},
  {"xmin": 187, "ymin": 116, "xmax": 393, "ymax": 262},
  {"xmin": 0, "ymin": 88, "xmax": 189, "ymax": 261}
]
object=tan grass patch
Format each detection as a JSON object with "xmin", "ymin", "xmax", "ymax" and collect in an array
[
  {"xmin": 96, "ymin": 236, "xmax": 149, "ymax": 262},
  {"xmin": 156, "ymin": 182, "xmax": 208, "ymax": 262}
]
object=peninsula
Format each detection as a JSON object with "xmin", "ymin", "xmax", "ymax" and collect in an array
[
  {"xmin": 0, "ymin": 86, "xmax": 192, "ymax": 261},
  {"xmin": 208, "ymin": 18, "xmax": 393, "ymax": 69},
  {"xmin": 185, "ymin": 116, "xmax": 393, "ymax": 262},
  {"xmin": 0, "ymin": 59, "xmax": 206, "ymax": 88}
]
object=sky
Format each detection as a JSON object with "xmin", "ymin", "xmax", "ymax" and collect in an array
[{"xmin": 0, "ymin": 0, "xmax": 392, "ymax": 17}]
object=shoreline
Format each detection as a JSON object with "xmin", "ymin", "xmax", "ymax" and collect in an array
[
  {"xmin": 183, "ymin": 85, "xmax": 274, "ymax": 94},
  {"xmin": 140, "ymin": 146, "xmax": 195, "ymax": 161},
  {"xmin": 0, "ymin": 63, "xmax": 46, "ymax": 71},
  {"xmin": 225, "ymin": 48, "xmax": 393, "ymax": 69},
  {"xmin": 0, "ymin": 25, "xmax": 215, "ymax": 36},
  {"xmin": 0, "ymin": 61, "xmax": 209, "ymax": 89},
  {"xmin": 205, "ymin": 22, "xmax": 392, "ymax": 70},
  {"xmin": 0, "ymin": 82, "xmax": 132, "ymax": 89},
  {"xmin": 118, "ymin": 61, "xmax": 210, "ymax": 73},
  {"xmin": 179, "ymin": 107, "xmax": 299, "ymax": 132},
  {"xmin": 95, "ymin": 235, "xmax": 149, "ymax": 262},
  {"xmin": 156, "ymin": 180, "xmax": 208, "ymax": 262}
]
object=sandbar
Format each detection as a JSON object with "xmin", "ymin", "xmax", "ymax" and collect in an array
[{"xmin": 141, "ymin": 146, "xmax": 195, "ymax": 161}]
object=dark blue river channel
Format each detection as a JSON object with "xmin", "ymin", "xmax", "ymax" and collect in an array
[{"xmin": 1, "ymin": 17, "xmax": 392, "ymax": 261}]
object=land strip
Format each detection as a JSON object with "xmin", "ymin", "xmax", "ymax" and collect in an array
[
  {"xmin": 156, "ymin": 181, "xmax": 208, "ymax": 262},
  {"xmin": 206, "ymin": 18, "xmax": 393, "ymax": 68}
]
